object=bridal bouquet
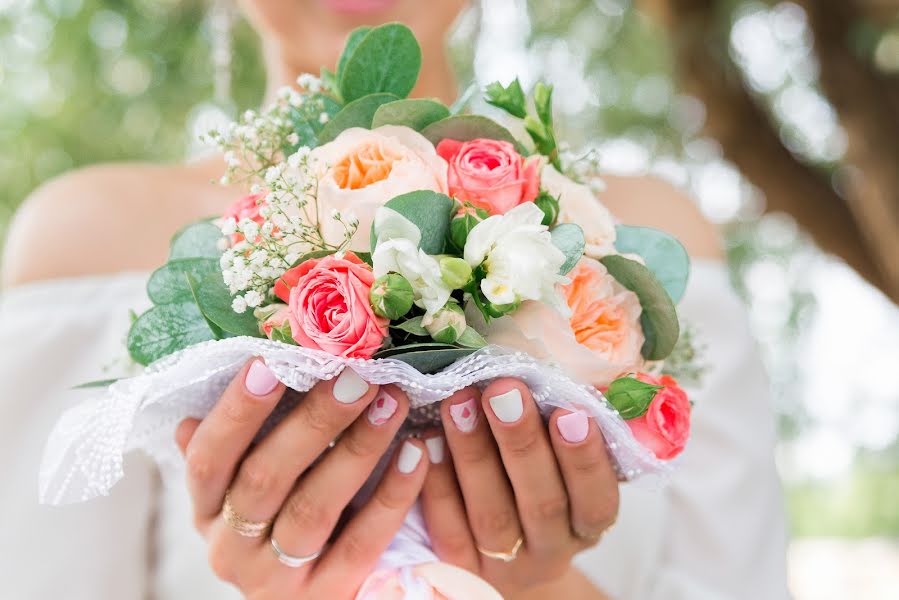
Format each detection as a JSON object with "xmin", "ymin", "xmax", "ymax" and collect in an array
[{"xmin": 41, "ymin": 23, "xmax": 700, "ymax": 599}]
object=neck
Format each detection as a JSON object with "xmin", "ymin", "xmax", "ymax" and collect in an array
[{"xmin": 262, "ymin": 41, "xmax": 458, "ymax": 106}]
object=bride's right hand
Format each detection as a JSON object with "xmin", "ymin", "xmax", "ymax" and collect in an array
[{"xmin": 173, "ymin": 358, "xmax": 429, "ymax": 599}]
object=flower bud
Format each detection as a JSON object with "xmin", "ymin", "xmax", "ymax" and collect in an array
[
  {"xmin": 439, "ymin": 257, "xmax": 473, "ymax": 289},
  {"xmin": 450, "ymin": 207, "xmax": 487, "ymax": 250},
  {"xmin": 534, "ymin": 191, "xmax": 560, "ymax": 227},
  {"xmin": 424, "ymin": 303, "xmax": 467, "ymax": 344},
  {"xmin": 370, "ymin": 273, "xmax": 414, "ymax": 320}
]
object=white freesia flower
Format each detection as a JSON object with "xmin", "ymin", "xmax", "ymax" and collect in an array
[
  {"xmin": 464, "ymin": 203, "xmax": 569, "ymax": 311},
  {"xmin": 372, "ymin": 207, "xmax": 452, "ymax": 324},
  {"xmin": 541, "ymin": 164, "xmax": 617, "ymax": 258}
]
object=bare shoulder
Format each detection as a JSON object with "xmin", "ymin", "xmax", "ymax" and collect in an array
[
  {"xmin": 2, "ymin": 161, "xmax": 231, "ymax": 288},
  {"xmin": 600, "ymin": 174, "xmax": 724, "ymax": 260}
]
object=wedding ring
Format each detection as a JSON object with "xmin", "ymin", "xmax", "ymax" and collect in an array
[
  {"xmin": 221, "ymin": 489, "xmax": 272, "ymax": 538},
  {"xmin": 477, "ymin": 536, "xmax": 524, "ymax": 562},
  {"xmin": 270, "ymin": 536, "xmax": 322, "ymax": 568}
]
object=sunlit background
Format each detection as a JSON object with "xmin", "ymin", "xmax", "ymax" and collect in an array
[{"xmin": 2, "ymin": 0, "xmax": 898, "ymax": 598}]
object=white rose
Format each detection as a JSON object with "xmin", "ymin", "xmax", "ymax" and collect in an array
[
  {"xmin": 464, "ymin": 202, "xmax": 569, "ymax": 311},
  {"xmin": 541, "ymin": 164, "xmax": 617, "ymax": 258}
]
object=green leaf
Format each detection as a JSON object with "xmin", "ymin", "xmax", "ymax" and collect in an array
[
  {"xmin": 127, "ymin": 303, "xmax": 216, "ymax": 366},
  {"xmin": 192, "ymin": 271, "xmax": 264, "ymax": 337},
  {"xmin": 169, "ymin": 221, "xmax": 223, "ymax": 260},
  {"xmin": 606, "ymin": 376, "xmax": 662, "ymax": 420},
  {"xmin": 533, "ymin": 82, "xmax": 554, "ymax": 127},
  {"xmin": 600, "ymin": 255, "xmax": 680, "ymax": 360},
  {"xmin": 320, "ymin": 67, "xmax": 339, "ymax": 96},
  {"xmin": 285, "ymin": 92, "xmax": 342, "ymax": 151},
  {"xmin": 373, "ymin": 343, "xmax": 475, "ymax": 374},
  {"xmin": 614, "ymin": 225, "xmax": 691, "ymax": 303},
  {"xmin": 289, "ymin": 249, "xmax": 335, "ymax": 268},
  {"xmin": 456, "ymin": 327, "xmax": 487, "ymax": 349},
  {"xmin": 339, "ymin": 23, "xmax": 421, "ymax": 103},
  {"xmin": 420, "ymin": 115, "xmax": 524, "ymax": 153},
  {"xmin": 485, "ymin": 78, "xmax": 527, "ymax": 118},
  {"xmin": 390, "ymin": 316, "xmax": 428, "ymax": 336},
  {"xmin": 370, "ymin": 190, "xmax": 455, "ymax": 255},
  {"xmin": 550, "ymin": 223, "xmax": 586, "ymax": 275},
  {"xmin": 337, "ymin": 26, "xmax": 373, "ymax": 85},
  {"xmin": 371, "ymin": 98, "xmax": 450, "ymax": 130},
  {"xmin": 317, "ymin": 93, "xmax": 400, "ymax": 144},
  {"xmin": 146, "ymin": 258, "xmax": 219, "ymax": 305},
  {"xmin": 72, "ymin": 378, "xmax": 120, "ymax": 390}
]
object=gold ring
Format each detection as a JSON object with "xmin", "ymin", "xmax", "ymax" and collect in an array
[
  {"xmin": 477, "ymin": 536, "xmax": 524, "ymax": 562},
  {"xmin": 221, "ymin": 489, "xmax": 272, "ymax": 538}
]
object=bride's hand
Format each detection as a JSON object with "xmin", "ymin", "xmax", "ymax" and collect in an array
[
  {"xmin": 419, "ymin": 378, "xmax": 619, "ymax": 598},
  {"xmin": 173, "ymin": 358, "xmax": 429, "ymax": 599}
]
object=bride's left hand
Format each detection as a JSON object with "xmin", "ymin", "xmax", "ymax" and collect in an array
[{"xmin": 419, "ymin": 378, "xmax": 619, "ymax": 598}]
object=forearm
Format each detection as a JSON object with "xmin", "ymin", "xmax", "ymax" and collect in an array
[{"xmin": 508, "ymin": 567, "xmax": 611, "ymax": 600}]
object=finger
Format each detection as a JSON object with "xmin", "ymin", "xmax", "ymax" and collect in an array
[
  {"xmin": 440, "ymin": 387, "xmax": 522, "ymax": 569},
  {"xmin": 310, "ymin": 438, "xmax": 428, "ymax": 598},
  {"xmin": 184, "ymin": 359, "xmax": 284, "ymax": 523},
  {"xmin": 227, "ymin": 367, "xmax": 378, "ymax": 526},
  {"xmin": 481, "ymin": 379, "xmax": 570, "ymax": 557},
  {"xmin": 270, "ymin": 386, "xmax": 410, "ymax": 560},
  {"xmin": 419, "ymin": 431, "xmax": 479, "ymax": 572},
  {"xmin": 175, "ymin": 418, "xmax": 201, "ymax": 455},
  {"xmin": 549, "ymin": 409, "xmax": 619, "ymax": 546}
]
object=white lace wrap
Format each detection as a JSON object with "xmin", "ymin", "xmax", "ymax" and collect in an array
[{"xmin": 40, "ymin": 338, "xmax": 667, "ymax": 506}]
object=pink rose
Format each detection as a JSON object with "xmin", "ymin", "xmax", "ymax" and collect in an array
[
  {"xmin": 626, "ymin": 373, "xmax": 691, "ymax": 460},
  {"xmin": 222, "ymin": 192, "xmax": 265, "ymax": 244},
  {"xmin": 436, "ymin": 138, "xmax": 541, "ymax": 215},
  {"xmin": 259, "ymin": 303, "xmax": 290, "ymax": 339},
  {"xmin": 275, "ymin": 253, "xmax": 388, "ymax": 359}
]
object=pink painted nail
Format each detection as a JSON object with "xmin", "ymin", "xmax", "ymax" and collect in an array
[
  {"xmin": 450, "ymin": 398, "xmax": 478, "ymax": 433},
  {"xmin": 557, "ymin": 411, "xmax": 589, "ymax": 444},
  {"xmin": 245, "ymin": 360, "xmax": 279, "ymax": 396},
  {"xmin": 367, "ymin": 390, "xmax": 398, "ymax": 426}
]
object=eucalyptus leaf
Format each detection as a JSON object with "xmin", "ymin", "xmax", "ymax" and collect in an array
[
  {"xmin": 390, "ymin": 316, "xmax": 428, "ymax": 336},
  {"xmin": 456, "ymin": 327, "xmax": 487, "ymax": 349},
  {"xmin": 614, "ymin": 225, "xmax": 690, "ymax": 303},
  {"xmin": 169, "ymin": 221, "xmax": 223, "ymax": 260},
  {"xmin": 339, "ymin": 23, "xmax": 421, "ymax": 103},
  {"xmin": 550, "ymin": 223, "xmax": 586, "ymax": 275},
  {"xmin": 369, "ymin": 190, "xmax": 454, "ymax": 255},
  {"xmin": 374, "ymin": 344, "xmax": 475, "ymax": 373},
  {"xmin": 127, "ymin": 303, "xmax": 216, "ymax": 366},
  {"xmin": 289, "ymin": 249, "xmax": 336, "ymax": 268},
  {"xmin": 600, "ymin": 255, "xmax": 680, "ymax": 360},
  {"xmin": 336, "ymin": 26, "xmax": 372, "ymax": 83},
  {"xmin": 192, "ymin": 271, "xmax": 264, "ymax": 337},
  {"xmin": 317, "ymin": 93, "xmax": 399, "ymax": 144},
  {"xmin": 371, "ymin": 99, "xmax": 450, "ymax": 130},
  {"xmin": 420, "ymin": 115, "xmax": 525, "ymax": 153},
  {"xmin": 72, "ymin": 378, "xmax": 120, "ymax": 390},
  {"xmin": 146, "ymin": 258, "xmax": 219, "ymax": 305}
]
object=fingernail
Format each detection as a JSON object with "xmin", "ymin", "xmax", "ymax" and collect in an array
[
  {"xmin": 397, "ymin": 441, "xmax": 423, "ymax": 474},
  {"xmin": 449, "ymin": 398, "xmax": 478, "ymax": 433},
  {"xmin": 333, "ymin": 368, "xmax": 369, "ymax": 404},
  {"xmin": 557, "ymin": 411, "xmax": 589, "ymax": 444},
  {"xmin": 425, "ymin": 437, "xmax": 445, "ymax": 464},
  {"xmin": 367, "ymin": 390, "xmax": 398, "ymax": 426},
  {"xmin": 245, "ymin": 360, "xmax": 279, "ymax": 396},
  {"xmin": 489, "ymin": 389, "xmax": 523, "ymax": 423}
]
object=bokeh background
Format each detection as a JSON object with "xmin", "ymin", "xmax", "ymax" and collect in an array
[{"xmin": 2, "ymin": 0, "xmax": 898, "ymax": 597}]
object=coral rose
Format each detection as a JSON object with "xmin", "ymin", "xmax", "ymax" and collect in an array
[
  {"xmin": 626, "ymin": 373, "xmax": 691, "ymax": 460},
  {"xmin": 466, "ymin": 257, "xmax": 644, "ymax": 388},
  {"xmin": 274, "ymin": 252, "xmax": 388, "ymax": 359},
  {"xmin": 436, "ymin": 138, "xmax": 541, "ymax": 215},
  {"xmin": 541, "ymin": 164, "xmax": 617, "ymax": 257},
  {"xmin": 311, "ymin": 126, "xmax": 448, "ymax": 252},
  {"xmin": 222, "ymin": 192, "xmax": 265, "ymax": 245}
]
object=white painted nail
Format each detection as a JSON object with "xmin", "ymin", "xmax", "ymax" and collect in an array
[
  {"xmin": 333, "ymin": 368, "xmax": 369, "ymax": 404},
  {"xmin": 489, "ymin": 389, "xmax": 523, "ymax": 423},
  {"xmin": 397, "ymin": 441, "xmax": 423, "ymax": 474},
  {"xmin": 425, "ymin": 437, "xmax": 445, "ymax": 464}
]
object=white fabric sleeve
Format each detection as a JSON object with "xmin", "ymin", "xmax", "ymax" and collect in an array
[
  {"xmin": 0, "ymin": 275, "xmax": 157, "ymax": 600},
  {"xmin": 574, "ymin": 260, "xmax": 791, "ymax": 599}
]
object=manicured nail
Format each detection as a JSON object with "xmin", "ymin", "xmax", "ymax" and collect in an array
[
  {"xmin": 557, "ymin": 411, "xmax": 589, "ymax": 444},
  {"xmin": 449, "ymin": 398, "xmax": 478, "ymax": 433},
  {"xmin": 489, "ymin": 389, "xmax": 523, "ymax": 423},
  {"xmin": 333, "ymin": 368, "xmax": 368, "ymax": 404},
  {"xmin": 245, "ymin": 360, "xmax": 279, "ymax": 396},
  {"xmin": 397, "ymin": 441, "xmax": 423, "ymax": 474},
  {"xmin": 425, "ymin": 437, "xmax": 445, "ymax": 464},
  {"xmin": 367, "ymin": 390, "xmax": 398, "ymax": 426}
]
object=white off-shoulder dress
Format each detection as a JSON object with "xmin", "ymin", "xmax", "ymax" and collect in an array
[{"xmin": 0, "ymin": 260, "xmax": 790, "ymax": 599}]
